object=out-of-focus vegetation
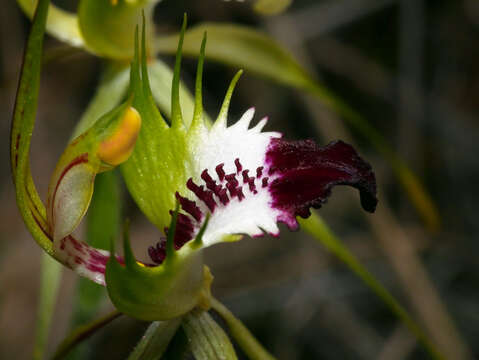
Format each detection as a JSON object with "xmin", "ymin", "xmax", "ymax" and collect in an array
[{"xmin": 1, "ymin": 0, "xmax": 479, "ymax": 359}]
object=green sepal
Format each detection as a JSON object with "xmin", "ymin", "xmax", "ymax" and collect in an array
[
  {"xmin": 105, "ymin": 217, "xmax": 211, "ymax": 321},
  {"xmin": 78, "ymin": 0, "xmax": 159, "ymax": 59},
  {"xmin": 121, "ymin": 18, "xmax": 192, "ymax": 230}
]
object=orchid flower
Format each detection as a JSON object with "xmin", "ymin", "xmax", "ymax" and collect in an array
[
  {"xmin": 104, "ymin": 20, "xmax": 378, "ymax": 320},
  {"xmin": 12, "ymin": 0, "xmax": 377, "ymax": 323}
]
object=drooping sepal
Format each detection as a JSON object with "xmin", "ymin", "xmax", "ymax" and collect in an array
[{"xmin": 105, "ymin": 212, "xmax": 213, "ymax": 321}]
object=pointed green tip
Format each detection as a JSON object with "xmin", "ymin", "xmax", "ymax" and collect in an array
[
  {"xmin": 216, "ymin": 70, "xmax": 244, "ymax": 124},
  {"xmin": 192, "ymin": 32, "xmax": 208, "ymax": 126},
  {"xmin": 171, "ymin": 14, "xmax": 188, "ymax": 128},
  {"xmin": 122, "ymin": 219, "xmax": 138, "ymax": 268},
  {"xmin": 192, "ymin": 213, "xmax": 210, "ymax": 248},
  {"xmin": 165, "ymin": 200, "xmax": 180, "ymax": 263},
  {"xmin": 109, "ymin": 234, "xmax": 116, "ymax": 260}
]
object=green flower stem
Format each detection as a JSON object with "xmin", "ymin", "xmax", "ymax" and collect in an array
[
  {"xmin": 210, "ymin": 298, "xmax": 277, "ymax": 360},
  {"xmin": 52, "ymin": 310, "xmax": 122, "ymax": 360},
  {"xmin": 299, "ymin": 214, "xmax": 444, "ymax": 360},
  {"xmin": 33, "ymin": 253, "xmax": 62, "ymax": 360},
  {"xmin": 127, "ymin": 319, "xmax": 182, "ymax": 360}
]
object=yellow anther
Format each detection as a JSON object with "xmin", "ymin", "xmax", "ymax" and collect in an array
[
  {"xmin": 98, "ymin": 107, "xmax": 141, "ymax": 166},
  {"xmin": 110, "ymin": 0, "xmax": 118, "ymax": 5}
]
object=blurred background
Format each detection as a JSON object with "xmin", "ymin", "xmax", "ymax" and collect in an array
[{"xmin": 1, "ymin": 0, "xmax": 479, "ymax": 359}]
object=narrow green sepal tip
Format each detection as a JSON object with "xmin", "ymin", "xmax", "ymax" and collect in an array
[
  {"xmin": 171, "ymin": 14, "xmax": 188, "ymax": 128},
  {"xmin": 122, "ymin": 219, "xmax": 139, "ymax": 269},
  {"xmin": 109, "ymin": 234, "xmax": 116, "ymax": 258},
  {"xmin": 217, "ymin": 69, "xmax": 244, "ymax": 124},
  {"xmin": 165, "ymin": 200, "xmax": 180, "ymax": 263},
  {"xmin": 192, "ymin": 31, "xmax": 208, "ymax": 126},
  {"xmin": 192, "ymin": 213, "xmax": 210, "ymax": 248}
]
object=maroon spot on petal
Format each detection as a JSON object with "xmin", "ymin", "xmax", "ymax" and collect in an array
[
  {"xmin": 215, "ymin": 163, "xmax": 225, "ymax": 181},
  {"xmin": 225, "ymin": 173, "xmax": 239, "ymax": 187},
  {"xmin": 218, "ymin": 188, "xmax": 229, "ymax": 205},
  {"xmin": 236, "ymin": 186, "xmax": 245, "ymax": 201},
  {"xmin": 201, "ymin": 169, "xmax": 223, "ymax": 196},
  {"xmin": 148, "ymin": 240, "xmax": 166, "ymax": 265},
  {"xmin": 149, "ymin": 213, "xmax": 196, "ymax": 265},
  {"xmin": 235, "ymin": 158, "xmax": 242, "ymax": 173},
  {"xmin": 201, "ymin": 169, "xmax": 214, "ymax": 184},
  {"xmin": 248, "ymin": 179, "xmax": 257, "ymax": 193},
  {"xmin": 226, "ymin": 181, "xmax": 239, "ymax": 198},
  {"xmin": 176, "ymin": 192, "xmax": 203, "ymax": 222},
  {"xmin": 242, "ymin": 170, "xmax": 250, "ymax": 184},
  {"xmin": 256, "ymin": 166, "xmax": 263, "ymax": 178},
  {"xmin": 262, "ymin": 177, "xmax": 269, "ymax": 188},
  {"xmin": 266, "ymin": 139, "xmax": 377, "ymax": 225},
  {"xmin": 172, "ymin": 213, "xmax": 196, "ymax": 249},
  {"xmin": 186, "ymin": 178, "xmax": 216, "ymax": 212}
]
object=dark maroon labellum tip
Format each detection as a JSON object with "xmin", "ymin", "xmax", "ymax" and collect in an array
[{"xmin": 266, "ymin": 139, "xmax": 378, "ymax": 222}]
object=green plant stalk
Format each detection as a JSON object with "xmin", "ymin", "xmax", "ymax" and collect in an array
[
  {"xmin": 128, "ymin": 319, "xmax": 182, "ymax": 360},
  {"xmin": 210, "ymin": 298, "xmax": 276, "ymax": 360},
  {"xmin": 33, "ymin": 254, "xmax": 62, "ymax": 360},
  {"xmin": 53, "ymin": 310, "xmax": 122, "ymax": 360},
  {"xmin": 299, "ymin": 214, "xmax": 444, "ymax": 360}
]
